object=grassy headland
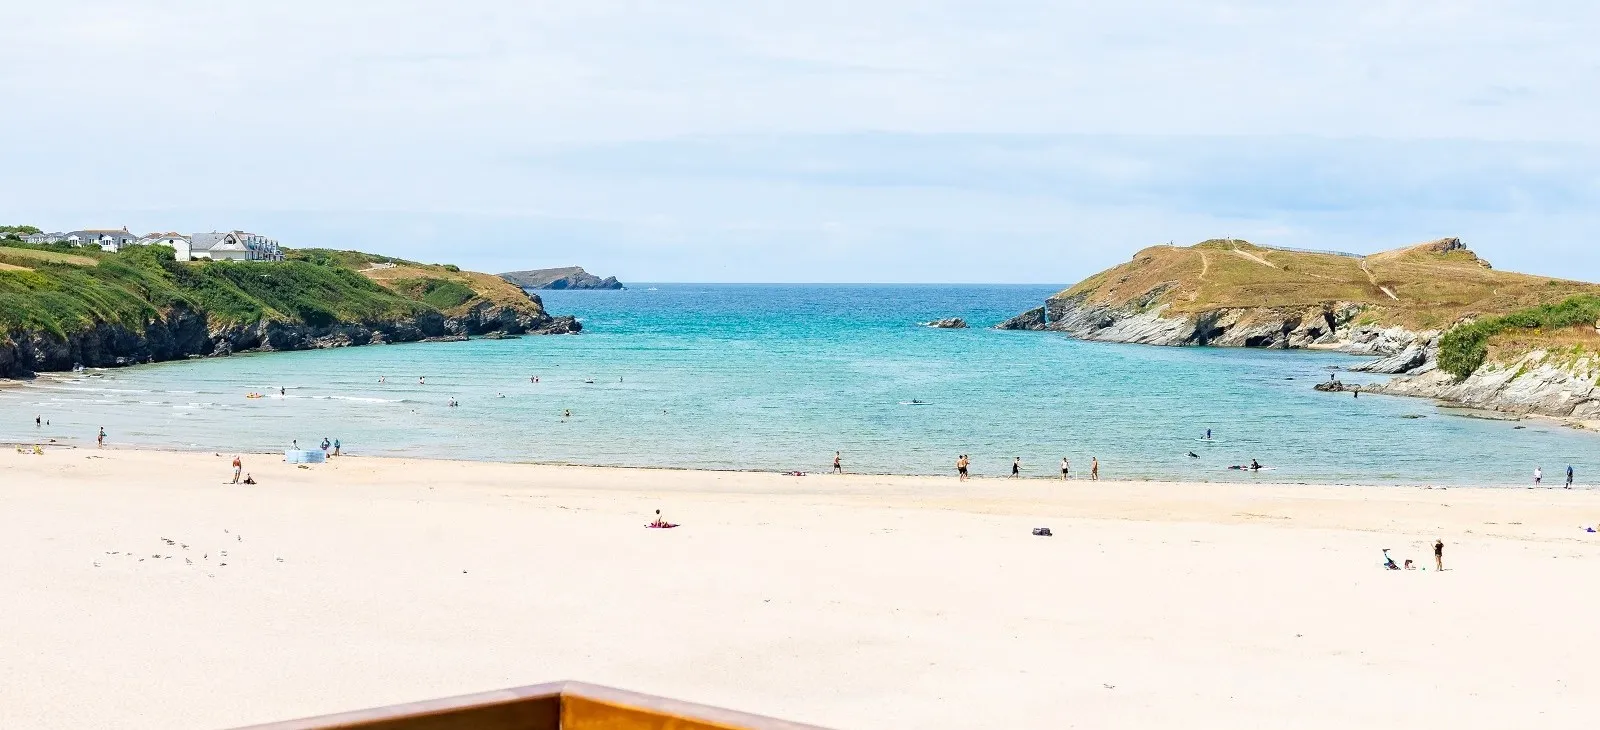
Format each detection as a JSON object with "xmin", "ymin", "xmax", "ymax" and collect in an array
[
  {"xmin": 1060, "ymin": 238, "xmax": 1600, "ymax": 333},
  {"xmin": 0, "ymin": 240, "xmax": 570, "ymax": 375}
]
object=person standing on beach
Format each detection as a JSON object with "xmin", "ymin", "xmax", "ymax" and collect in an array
[
  {"xmin": 1534, "ymin": 466, "xmax": 1543, "ymax": 485},
  {"xmin": 1060, "ymin": 457, "xmax": 1069, "ymax": 480},
  {"xmin": 1434, "ymin": 539, "xmax": 1444, "ymax": 571},
  {"xmin": 1011, "ymin": 457, "xmax": 1021, "ymax": 478},
  {"xmin": 96, "ymin": 427, "xmax": 105, "ymax": 448},
  {"xmin": 333, "ymin": 439, "xmax": 341, "ymax": 457},
  {"xmin": 1090, "ymin": 457, "xmax": 1099, "ymax": 480},
  {"xmin": 956, "ymin": 455, "xmax": 969, "ymax": 481},
  {"xmin": 232, "ymin": 456, "xmax": 243, "ymax": 484},
  {"xmin": 1566, "ymin": 465, "xmax": 1574, "ymax": 488},
  {"xmin": 832, "ymin": 451, "xmax": 842, "ymax": 474}
]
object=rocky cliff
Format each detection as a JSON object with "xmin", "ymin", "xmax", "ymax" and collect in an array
[
  {"xmin": 500, "ymin": 266, "xmax": 624, "ymax": 290},
  {"xmin": 0, "ymin": 244, "xmax": 580, "ymax": 378},
  {"xmin": 0, "ymin": 294, "xmax": 578, "ymax": 378},
  {"xmin": 998, "ymin": 237, "xmax": 1600, "ymax": 419}
]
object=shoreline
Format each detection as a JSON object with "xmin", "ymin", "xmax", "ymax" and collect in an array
[{"xmin": 7, "ymin": 439, "xmax": 1595, "ymax": 490}]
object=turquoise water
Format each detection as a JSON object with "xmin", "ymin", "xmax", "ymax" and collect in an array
[{"xmin": 2, "ymin": 284, "xmax": 1593, "ymax": 485}]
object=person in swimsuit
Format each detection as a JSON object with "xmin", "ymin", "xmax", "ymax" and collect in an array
[
  {"xmin": 1534, "ymin": 466, "xmax": 1543, "ymax": 485},
  {"xmin": 1567, "ymin": 465, "xmax": 1575, "ymax": 488},
  {"xmin": 1060, "ymin": 457, "xmax": 1069, "ymax": 480},
  {"xmin": 832, "ymin": 451, "xmax": 842, "ymax": 474},
  {"xmin": 1090, "ymin": 457, "xmax": 1099, "ymax": 480},
  {"xmin": 333, "ymin": 439, "xmax": 341, "ymax": 457},
  {"xmin": 1250, "ymin": 459, "xmax": 1262, "ymax": 471},
  {"xmin": 1012, "ymin": 457, "xmax": 1021, "ymax": 478},
  {"xmin": 956, "ymin": 455, "xmax": 969, "ymax": 481},
  {"xmin": 232, "ymin": 456, "xmax": 243, "ymax": 484},
  {"xmin": 96, "ymin": 427, "xmax": 106, "ymax": 448},
  {"xmin": 1434, "ymin": 539, "xmax": 1444, "ymax": 571}
]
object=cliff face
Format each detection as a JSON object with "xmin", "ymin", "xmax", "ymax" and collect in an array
[
  {"xmin": 0, "ymin": 302, "xmax": 578, "ymax": 378},
  {"xmin": 500, "ymin": 266, "xmax": 623, "ymax": 290},
  {"xmin": 1369, "ymin": 347, "xmax": 1600, "ymax": 420},
  {"xmin": 0, "ymin": 245, "xmax": 581, "ymax": 379}
]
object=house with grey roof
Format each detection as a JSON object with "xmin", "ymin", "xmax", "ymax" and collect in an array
[
  {"xmin": 58, "ymin": 228, "xmax": 138, "ymax": 251},
  {"xmin": 177, "ymin": 232, "xmax": 252, "ymax": 261}
]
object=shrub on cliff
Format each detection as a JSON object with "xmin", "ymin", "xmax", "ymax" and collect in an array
[{"xmin": 1438, "ymin": 295, "xmax": 1600, "ymax": 379}]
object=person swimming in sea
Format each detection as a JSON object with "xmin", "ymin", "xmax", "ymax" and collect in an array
[
  {"xmin": 1187, "ymin": 451, "xmax": 1199, "ymax": 458},
  {"xmin": 1250, "ymin": 459, "xmax": 1262, "ymax": 471}
]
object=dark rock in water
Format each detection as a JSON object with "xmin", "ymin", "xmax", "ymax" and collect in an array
[
  {"xmin": 1314, "ymin": 380, "xmax": 1352, "ymax": 392},
  {"xmin": 996, "ymin": 307, "xmax": 1047, "ymax": 331},
  {"xmin": 500, "ymin": 266, "xmax": 624, "ymax": 290},
  {"xmin": 923, "ymin": 318, "xmax": 968, "ymax": 329}
]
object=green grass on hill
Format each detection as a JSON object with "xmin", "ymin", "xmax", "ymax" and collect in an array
[
  {"xmin": 0, "ymin": 245, "xmax": 428, "ymax": 338},
  {"xmin": 1437, "ymin": 295, "xmax": 1600, "ymax": 379},
  {"xmin": 388, "ymin": 277, "xmax": 477, "ymax": 310}
]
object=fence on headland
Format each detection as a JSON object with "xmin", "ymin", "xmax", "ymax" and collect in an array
[
  {"xmin": 1255, "ymin": 244, "xmax": 1364, "ymax": 259},
  {"xmin": 1157, "ymin": 241, "xmax": 1363, "ymax": 259}
]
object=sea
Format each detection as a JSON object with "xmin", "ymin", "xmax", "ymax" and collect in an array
[{"xmin": 1, "ymin": 284, "xmax": 1593, "ymax": 485}]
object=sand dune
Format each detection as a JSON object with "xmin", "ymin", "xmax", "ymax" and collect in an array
[{"xmin": 3, "ymin": 447, "xmax": 1598, "ymax": 729}]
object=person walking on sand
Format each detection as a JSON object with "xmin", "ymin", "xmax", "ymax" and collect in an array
[
  {"xmin": 956, "ymin": 454, "xmax": 969, "ymax": 481},
  {"xmin": 1566, "ymin": 465, "xmax": 1574, "ymax": 489},
  {"xmin": 231, "ymin": 456, "xmax": 243, "ymax": 484},
  {"xmin": 1060, "ymin": 457, "xmax": 1070, "ymax": 481},
  {"xmin": 1534, "ymin": 466, "xmax": 1543, "ymax": 485},
  {"xmin": 1434, "ymin": 539, "xmax": 1444, "ymax": 571},
  {"xmin": 96, "ymin": 426, "xmax": 106, "ymax": 448},
  {"xmin": 832, "ymin": 451, "xmax": 842, "ymax": 474},
  {"xmin": 1011, "ymin": 457, "xmax": 1021, "ymax": 478},
  {"xmin": 1090, "ymin": 457, "xmax": 1099, "ymax": 480}
]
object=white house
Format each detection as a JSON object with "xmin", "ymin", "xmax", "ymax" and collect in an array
[
  {"xmin": 60, "ymin": 228, "xmax": 138, "ymax": 251},
  {"xmin": 135, "ymin": 232, "xmax": 191, "ymax": 251},
  {"xmin": 178, "ymin": 232, "xmax": 252, "ymax": 261}
]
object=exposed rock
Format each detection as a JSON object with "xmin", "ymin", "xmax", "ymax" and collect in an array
[
  {"xmin": 1038, "ymin": 294, "xmax": 1367, "ymax": 350},
  {"xmin": 995, "ymin": 307, "xmax": 1047, "ymax": 331},
  {"xmin": 0, "ymin": 302, "xmax": 582, "ymax": 378},
  {"xmin": 1368, "ymin": 349, "xmax": 1600, "ymax": 419},
  {"xmin": 1347, "ymin": 335, "xmax": 1439, "ymax": 374},
  {"xmin": 922, "ymin": 318, "xmax": 968, "ymax": 329},
  {"xmin": 500, "ymin": 266, "xmax": 624, "ymax": 290}
]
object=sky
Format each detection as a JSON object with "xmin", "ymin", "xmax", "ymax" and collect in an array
[{"xmin": 2, "ymin": 1, "xmax": 1598, "ymax": 283}]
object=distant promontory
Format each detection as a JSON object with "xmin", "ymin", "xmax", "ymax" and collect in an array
[
  {"xmin": 998, "ymin": 237, "xmax": 1600, "ymax": 424},
  {"xmin": 500, "ymin": 266, "xmax": 623, "ymax": 290}
]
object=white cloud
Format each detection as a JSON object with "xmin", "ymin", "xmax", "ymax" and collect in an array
[{"xmin": 2, "ymin": 1, "xmax": 1597, "ymax": 281}]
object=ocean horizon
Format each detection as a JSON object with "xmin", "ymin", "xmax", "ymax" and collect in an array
[{"xmin": 2, "ymin": 283, "xmax": 1593, "ymax": 486}]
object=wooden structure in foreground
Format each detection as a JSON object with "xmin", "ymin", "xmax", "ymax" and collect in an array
[{"xmin": 232, "ymin": 681, "xmax": 832, "ymax": 730}]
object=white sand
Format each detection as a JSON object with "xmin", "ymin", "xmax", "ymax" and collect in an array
[{"xmin": 3, "ymin": 447, "xmax": 1599, "ymax": 729}]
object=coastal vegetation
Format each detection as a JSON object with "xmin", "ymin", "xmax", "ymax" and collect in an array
[
  {"xmin": 1437, "ymin": 295, "xmax": 1600, "ymax": 379},
  {"xmin": 0, "ymin": 244, "xmax": 425, "ymax": 338},
  {"xmin": 0, "ymin": 237, "xmax": 577, "ymax": 377},
  {"xmin": 1056, "ymin": 238, "xmax": 1599, "ymax": 332}
]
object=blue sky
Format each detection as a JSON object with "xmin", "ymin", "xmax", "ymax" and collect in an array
[{"xmin": 3, "ymin": 1, "xmax": 1597, "ymax": 283}]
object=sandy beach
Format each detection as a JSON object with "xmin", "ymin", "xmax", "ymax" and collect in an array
[{"xmin": 3, "ymin": 446, "xmax": 1599, "ymax": 729}]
